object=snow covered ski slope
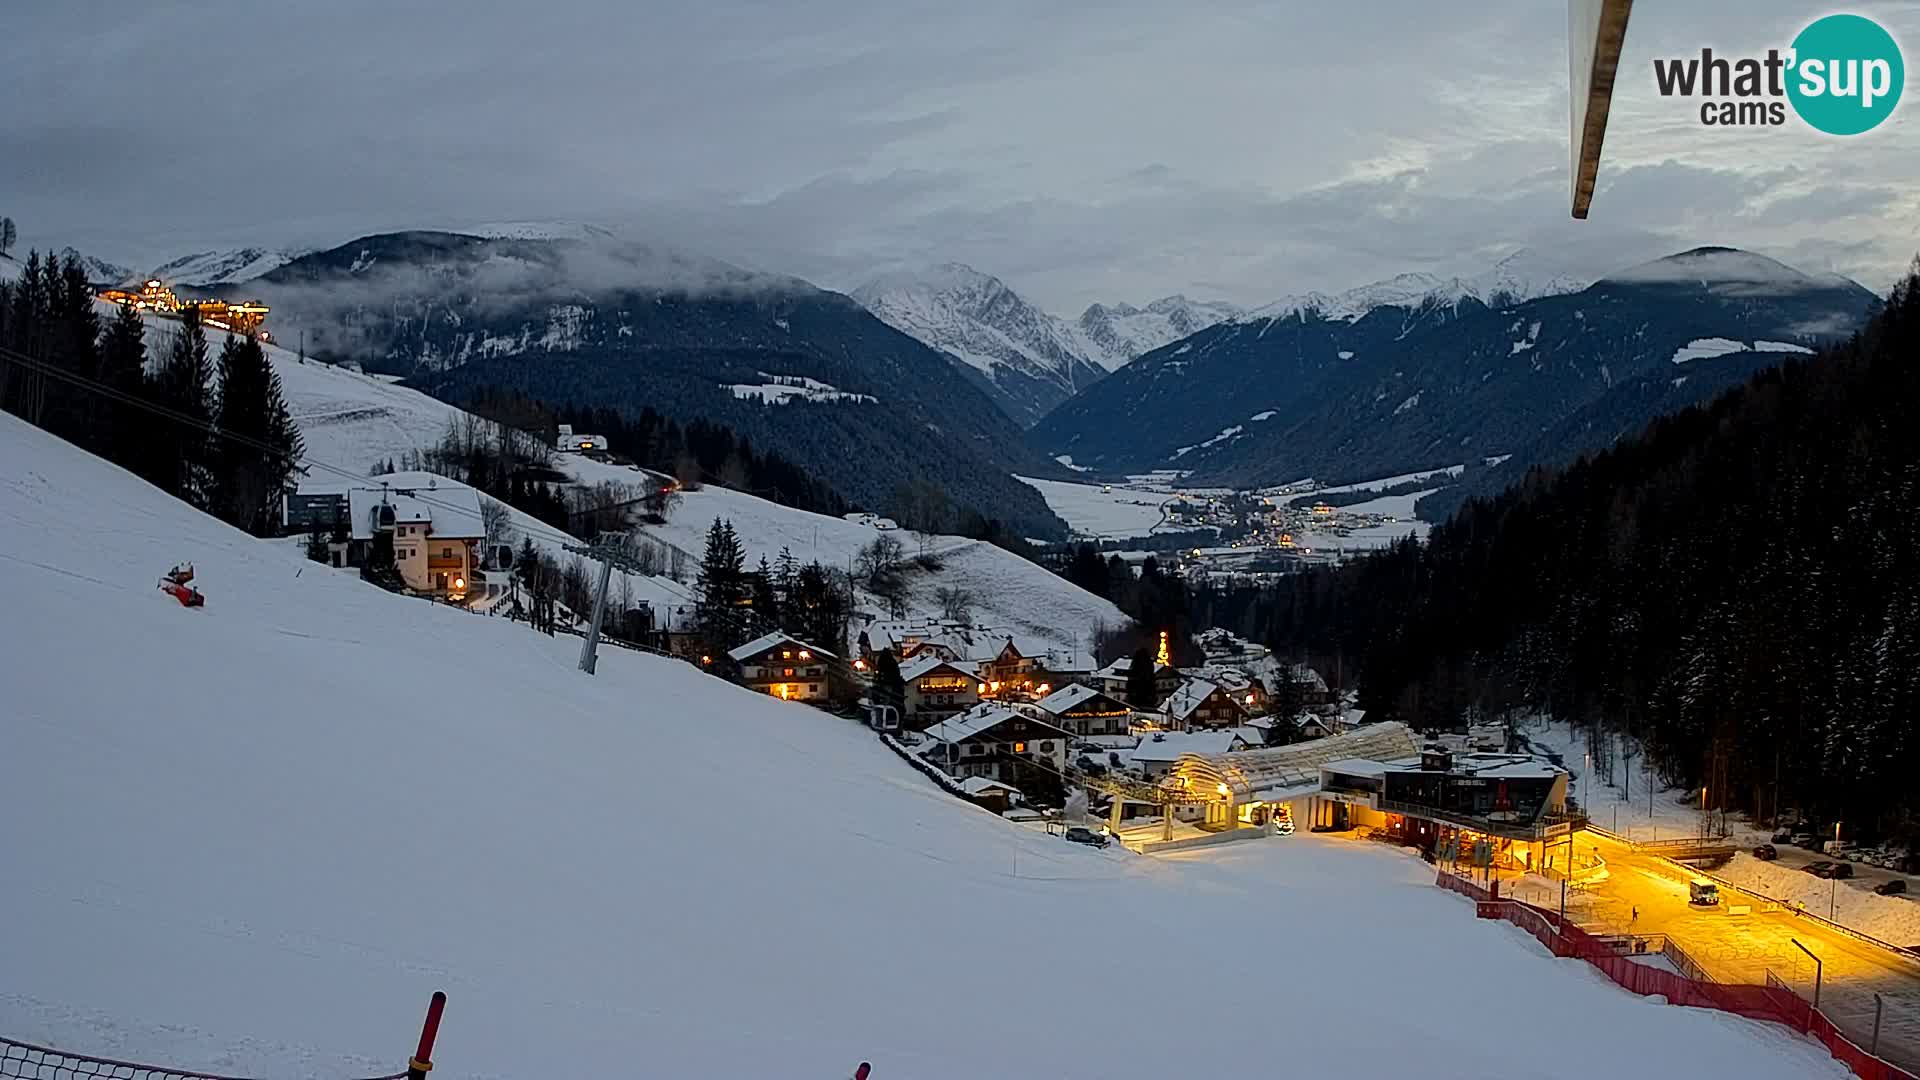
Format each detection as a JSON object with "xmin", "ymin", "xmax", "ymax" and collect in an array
[{"xmin": 0, "ymin": 414, "xmax": 1848, "ymax": 1078}]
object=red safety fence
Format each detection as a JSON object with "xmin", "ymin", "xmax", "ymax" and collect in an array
[
  {"xmin": 1, "ymin": 994, "xmax": 444, "ymax": 1080},
  {"xmin": 1434, "ymin": 869, "xmax": 1496, "ymax": 903},
  {"xmin": 1453, "ymin": 884, "xmax": 1919, "ymax": 1080}
]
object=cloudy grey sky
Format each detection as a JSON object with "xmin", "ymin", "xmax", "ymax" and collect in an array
[{"xmin": 3, "ymin": 1, "xmax": 1915, "ymax": 311}]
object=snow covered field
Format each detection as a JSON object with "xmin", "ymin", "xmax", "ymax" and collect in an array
[
  {"xmin": 0, "ymin": 415, "xmax": 1850, "ymax": 1079},
  {"xmin": 1015, "ymin": 475, "xmax": 1170, "ymax": 539}
]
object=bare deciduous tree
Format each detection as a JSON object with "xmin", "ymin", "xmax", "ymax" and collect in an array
[{"xmin": 934, "ymin": 585, "xmax": 974, "ymax": 624}]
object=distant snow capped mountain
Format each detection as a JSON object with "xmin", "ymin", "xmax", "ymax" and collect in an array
[
  {"xmin": 852, "ymin": 263, "xmax": 1109, "ymax": 427},
  {"xmin": 1033, "ymin": 246, "xmax": 1879, "ymax": 494},
  {"xmin": 465, "ymin": 220, "xmax": 620, "ymax": 242},
  {"xmin": 56, "ymin": 247, "xmax": 135, "ymax": 287},
  {"xmin": 145, "ymin": 248, "xmax": 295, "ymax": 287},
  {"xmin": 1241, "ymin": 250, "xmax": 1589, "ymax": 326},
  {"xmin": 1603, "ymin": 246, "xmax": 1831, "ymax": 294},
  {"xmin": 1074, "ymin": 295, "xmax": 1242, "ymax": 369}
]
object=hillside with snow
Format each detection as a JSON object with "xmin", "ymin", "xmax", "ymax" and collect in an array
[
  {"xmin": 93, "ymin": 303, "xmax": 1114, "ymax": 656},
  {"xmin": 564, "ymin": 453, "xmax": 1126, "ymax": 663},
  {"xmin": 146, "ymin": 248, "xmax": 297, "ymax": 287},
  {"xmin": 0, "ymin": 411, "xmax": 1849, "ymax": 1080}
]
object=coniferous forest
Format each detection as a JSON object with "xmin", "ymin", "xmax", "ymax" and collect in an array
[
  {"xmin": 1204, "ymin": 268, "xmax": 1920, "ymax": 839},
  {"xmin": 0, "ymin": 251, "xmax": 302, "ymax": 536}
]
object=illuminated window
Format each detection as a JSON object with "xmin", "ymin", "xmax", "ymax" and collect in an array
[
  {"xmin": 784, "ymin": 668, "xmax": 795, "ymax": 677},
  {"xmin": 1013, "ymin": 741, "xmax": 1026, "ymax": 753},
  {"xmin": 782, "ymin": 650, "xmax": 792, "ymax": 659},
  {"xmin": 799, "ymin": 650, "xmax": 811, "ymax": 660}
]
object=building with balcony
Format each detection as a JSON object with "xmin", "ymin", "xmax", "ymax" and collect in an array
[
  {"xmin": 728, "ymin": 631, "xmax": 836, "ymax": 703},
  {"xmin": 897, "ymin": 654, "xmax": 981, "ymax": 728},
  {"xmin": 918, "ymin": 704, "xmax": 1072, "ymax": 785},
  {"xmin": 1032, "ymin": 683, "xmax": 1133, "ymax": 738}
]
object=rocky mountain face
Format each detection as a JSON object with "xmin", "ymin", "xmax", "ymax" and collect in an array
[
  {"xmin": 854, "ymin": 263, "xmax": 1240, "ymax": 426},
  {"xmin": 852, "ymin": 264, "xmax": 1109, "ymax": 427},
  {"xmin": 239, "ymin": 231, "xmax": 1071, "ymax": 538}
]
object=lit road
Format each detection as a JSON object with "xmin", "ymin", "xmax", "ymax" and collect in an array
[{"xmin": 1509, "ymin": 831, "xmax": 1920, "ymax": 1072}]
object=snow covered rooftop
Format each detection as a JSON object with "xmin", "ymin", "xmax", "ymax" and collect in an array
[
  {"xmin": 920, "ymin": 704, "xmax": 1027, "ymax": 745},
  {"xmin": 324, "ymin": 473, "xmax": 485, "ymax": 542},
  {"xmin": 898, "ymin": 653, "xmax": 974, "ymax": 682},
  {"xmin": 1163, "ymin": 678, "xmax": 1223, "ymax": 722},
  {"xmin": 1034, "ymin": 683, "xmax": 1122, "ymax": 714},
  {"xmin": 958, "ymin": 776, "xmax": 1021, "ymax": 798},
  {"xmin": 726, "ymin": 631, "xmax": 835, "ymax": 664},
  {"xmin": 1321, "ymin": 757, "xmax": 1391, "ymax": 780},
  {"xmin": 1131, "ymin": 730, "xmax": 1242, "ymax": 763},
  {"xmin": 1172, "ymin": 723, "xmax": 1424, "ymax": 801}
]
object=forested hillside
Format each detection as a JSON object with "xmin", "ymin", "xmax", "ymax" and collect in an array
[{"xmin": 1203, "ymin": 267, "xmax": 1920, "ymax": 837}]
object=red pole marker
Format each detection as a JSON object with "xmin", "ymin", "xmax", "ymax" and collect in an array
[
  {"xmin": 854, "ymin": 1063, "xmax": 872, "ymax": 1080},
  {"xmin": 407, "ymin": 992, "xmax": 447, "ymax": 1080}
]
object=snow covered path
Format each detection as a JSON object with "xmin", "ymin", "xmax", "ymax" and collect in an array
[{"xmin": 0, "ymin": 415, "xmax": 1846, "ymax": 1079}]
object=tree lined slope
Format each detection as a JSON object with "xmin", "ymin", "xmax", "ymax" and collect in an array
[{"xmin": 1220, "ymin": 270, "xmax": 1920, "ymax": 833}]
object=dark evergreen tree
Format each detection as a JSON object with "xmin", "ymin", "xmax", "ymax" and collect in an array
[
  {"xmin": 1125, "ymin": 645, "xmax": 1158, "ymax": 707},
  {"xmin": 695, "ymin": 517, "xmax": 748, "ymax": 647},
  {"xmin": 98, "ymin": 300, "xmax": 149, "ymax": 468},
  {"xmin": 750, "ymin": 554, "xmax": 780, "ymax": 627},
  {"xmin": 872, "ymin": 649, "xmax": 905, "ymax": 713},
  {"xmin": 151, "ymin": 309, "xmax": 215, "ymax": 506},
  {"xmin": 212, "ymin": 333, "xmax": 303, "ymax": 534}
]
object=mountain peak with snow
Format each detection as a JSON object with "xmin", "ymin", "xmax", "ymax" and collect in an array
[
  {"xmin": 1241, "ymin": 253, "xmax": 1590, "ymax": 326},
  {"xmin": 1601, "ymin": 246, "xmax": 1847, "ymax": 295},
  {"xmin": 853, "ymin": 263, "xmax": 1107, "ymax": 426},
  {"xmin": 1073, "ymin": 294, "xmax": 1241, "ymax": 368},
  {"xmin": 145, "ymin": 247, "xmax": 298, "ymax": 287}
]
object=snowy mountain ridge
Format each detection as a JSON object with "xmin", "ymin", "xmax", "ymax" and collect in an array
[
  {"xmin": 1075, "ymin": 294, "xmax": 1243, "ymax": 367},
  {"xmin": 852, "ymin": 263, "xmax": 1113, "ymax": 427},
  {"xmin": 143, "ymin": 247, "xmax": 298, "ymax": 287},
  {"xmin": 852, "ymin": 263, "xmax": 1241, "ymax": 426},
  {"xmin": 1242, "ymin": 249, "xmax": 1590, "ymax": 325}
]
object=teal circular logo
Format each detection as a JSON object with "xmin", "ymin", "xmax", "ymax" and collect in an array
[{"xmin": 1787, "ymin": 14, "xmax": 1904, "ymax": 135}]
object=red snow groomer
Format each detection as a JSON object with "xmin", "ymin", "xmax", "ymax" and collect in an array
[{"xmin": 159, "ymin": 563, "xmax": 205, "ymax": 607}]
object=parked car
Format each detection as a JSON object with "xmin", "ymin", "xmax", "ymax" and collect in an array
[
  {"xmin": 1832, "ymin": 861, "xmax": 1854, "ymax": 880},
  {"xmin": 1805, "ymin": 861, "xmax": 1835, "ymax": 878},
  {"xmin": 1690, "ymin": 880, "xmax": 1721, "ymax": 906},
  {"xmin": 1875, "ymin": 879, "xmax": 1908, "ymax": 897},
  {"xmin": 1772, "ymin": 830, "xmax": 1794, "ymax": 844},
  {"xmin": 1752, "ymin": 844, "xmax": 1778, "ymax": 861},
  {"xmin": 1793, "ymin": 833, "xmax": 1818, "ymax": 850},
  {"xmin": 1063, "ymin": 826, "xmax": 1110, "ymax": 848}
]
